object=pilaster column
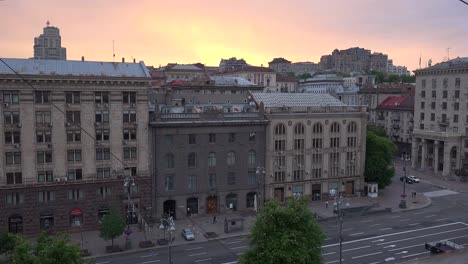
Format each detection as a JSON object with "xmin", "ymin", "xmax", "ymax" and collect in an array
[
  {"xmin": 421, "ymin": 139, "xmax": 427, "ymax": 169},
  {"xmin": 411, "ymin": 138, "xmax": 418, "ymax": 168},
  {"xmin": 433, "ymin": 141, "xmax": 439, "ymax": 174},
  {"xmin": 443, "ymin": 143, "xmax": 451, "ymax": 177},
  {"xmin": 456, "ymin": 147, "xmax": 461, "ymax": 171}
]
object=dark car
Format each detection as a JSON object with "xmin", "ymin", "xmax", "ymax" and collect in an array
[{"xmin": 400, "ymin": 176, "xmax": 413, "ymax": 184}]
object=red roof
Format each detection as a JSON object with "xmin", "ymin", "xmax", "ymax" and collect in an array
[{"xmin": 377, "ymin": 95, "xmax": 414, "ymax": 110}]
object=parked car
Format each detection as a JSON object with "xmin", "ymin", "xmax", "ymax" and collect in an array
[
  {"xmin": 182, "ymin": 228, "xmax": 195, "ymax": 241},
  {"xmin": 400, "ymin": 176, "xmax": 414, "ymax": 184},
  {"xmin": 407, "ymin": 175, "xmax": 421, "ymax": 183}
]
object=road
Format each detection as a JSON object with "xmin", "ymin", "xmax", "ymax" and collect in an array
[{"xmin": 94, "ymin": 178, "xmax": 468, "ymax": 264}]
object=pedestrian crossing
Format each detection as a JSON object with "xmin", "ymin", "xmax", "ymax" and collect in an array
[{"xmin": 423, "ymin": 189, "xmax": 459, "ymax": 198}]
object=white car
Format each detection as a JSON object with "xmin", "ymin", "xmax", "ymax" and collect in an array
[{"xmin": 407, "ymin": 176, "xmax": 420, "ymax": 183}]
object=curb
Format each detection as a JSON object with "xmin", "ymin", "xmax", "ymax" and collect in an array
[{"xmin": 421, "ymin": 180, "xmax": 468, "ymax": 194}]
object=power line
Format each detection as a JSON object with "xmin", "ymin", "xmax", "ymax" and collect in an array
[
  {"xmin": 0, "ymin": 58, "xmax": 241, "ymax": 259},
  {"xmin": 460, "ymin": 0, "xmax": 468, "ymax": 5}
]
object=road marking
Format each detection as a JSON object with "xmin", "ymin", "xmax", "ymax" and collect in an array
[
  {"xmin": 395, "ymin": 250, "xmax": 408, "ymax": 255},
  {"xmin": 390, "ymin": 215, "xmax": 401, "ymax": 218},
  {"xmin": 435, "ymin": 218, "xmax": 449, "ymax": 222},
  {"xmin": 185, "ymin": 247, "xmax": 203, "ymax": 251},
  {"xmin": 236, "ymin": 252, "xmax": 243, "ymax": 256},
  {"xmin": 230, "ymin": 245, "xmax": 247, "ymax": 250},
  {"xmin": 399, "ymin": 219, "xmax": 411, "ymax": 222},
  {"xmin": 369, "ymin": 262, "xmax": 381, "ymax": 264},
  {"xmin": 194, "ymin": 258, "xmax": 212, "ymax": 263},
  {"xmin": 189, "ymin": 252, "xmax": 207, "ymax": 257},
  {"xmin": 325, "ymin": 260, "xmax": 344, "ymax": 264},
  {"xmin": 389, "ymin": 244, "xmax": 423, "ymax": 251},
  {"xmin": 377, "ymin": 227, "xmax": 468, "ymax": 245},
  {"xmin": 361, "ymin": 219, "xmax": 374, "ymax": 223},
  {"xmin": 351, "ymin": 252, "xmax": 382, "ymax": 259},
  {"xmin": 322, "ymin": 222, "xmax": 464, "ymax": 248},
  {"xmin": 220, "ymin": 262, "xmax": 237, "ymax": 264},
  {"xmin": 425, "ymin": 214, "xmax": 437, "ymax": 218},
  {"xmin": 413, "ymin": 211, "xmax": 426, "ymax": 215},
  {"xmin": 383, "ymin": 245, "xmax": 396, "ymax": 248},
  {"xmin": 372, "ymin": 239, "xmax": 385, "ymax": 242},
  {"xmin": 349, "ymin": 232, "xmax": 364, "ymax": 236},
  {"xmin": 142, "ymin": 261, "xmax": 160, "ymax": 264},
  {"xmin": 424, "ymin": 190, "xmax": 458, "ymax": 197},
  {"xmin": 225, "ymin": 240, "xmax": 244, "ymax": 245},
  {"xmin": 370, "ymin": 223, "xmax": 382, "ymax": 227},
  {"xmin": 342, "ymin": 228, "xmax": 353, "ymax": 231},
  {"xmin": 408, "ymin": 223, "xmax": 419, "ymax": 226},
  {"xmin": 140, "ymin": 253, "xmax": 159, "ymax": 258},
  {"xmin": 343, "ymin": 245, "xmax": 370, "ymax": 252},
  {"xmin": 401, "ymin": 252, "xmax": 428, "ymax": 258},
  {"xmin": 379, "ymin": 228, "xmax": 392, "ymax": 231},
  {"xmin": 322, "ymin": 252, "xmax": 336, "ymax": 256},
  {"xmin": 325, "ymin": 238, "xmax": 332, "ymax": 241}
]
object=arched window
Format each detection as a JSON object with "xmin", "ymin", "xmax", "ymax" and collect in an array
[
  {"xmin": 330, "ymin": 122, "xmax": 340, "ymax": 133},
  {"xmin": 188, "ymin": 153, "xmax": 197, "ymax": 168},
  {"xmin": 166, "ymin": 153, "xmax": 174, "ymax": 169},
  {"xmin": 248, "ymin": 150, "xmax": 256, "ymax": 165},
  {"xmin": 274, "ymin": 123, "xmax": 286, "ymax": 135},
  {"xmin": 208, "ymin": 152, "xmax": 216, "ymax": 167},
  {"xmin": 226, "ymin": 193, "xmax": 238, "ymax": 211},
  {"xmin": 347, "ymin": 122, "xmax": 357, "ymax": 133},
  {"xmin": 312, "ymin": 123, "xmax": 323, "ymax": 134},
  {"xmin": 186, "ymin": 197, "xmax": 199, "ymax": 214},
  {"xmin": 294, "ymin": 123, "xmax": 305, "ymax": 135},
  {"xmin": 227, "ymin": 151, "xmax": 236, "ymax": 166}
]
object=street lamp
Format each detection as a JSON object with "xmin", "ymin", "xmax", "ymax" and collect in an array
[
  {"xmin": 256, "ymin": 166, "xmax": 266, "ymax": 210},
  {"xmin": 332, "ymin": 190, "xmax": 350, "ymax": 264},
  {"xmin": 160, "ymin": 215, "xmax": 175, "ymax": 264},
  {"xmin": 399, "ymin": 153, "xmax": 411, "ymax": 209}
]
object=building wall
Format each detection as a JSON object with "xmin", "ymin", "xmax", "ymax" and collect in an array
[{"xmin": 375, "ymin": 109, "xmax": 414, "ymax": 153}]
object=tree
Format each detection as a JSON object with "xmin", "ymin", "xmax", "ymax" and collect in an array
[
  {"xmin": 400, "ymin": 75, "xmax": 415, "ymax": 83},
  {"xmin": 297, "ymin": 72, "xmax": 312, "ymax": 80},
  {"xmin": 0, "ymin": 232, "xmax": 16, "ymax": 256},
  {"xmin": 365, "ymin": 130, "xmax": 397, "ymax": 189},
  {"xmin": 369, "ymin": 71, "xmax": 385, "ymax": 84},
  {"xmin": 386, "ymin": 74, "xmax": 400, "ymax": 83},
  {"xmin": 240, "ymin": 197, "xmax": 325, "ymax": 264},
  {"xmin": 368, "ymin": 125, "xmax": 388, "ymax": 138},
  {"xmin": 99, "ymin": 208, "xmax": 125, "ymax": 247},
  {"xmin": 11, "ymin": 232, "xmax": 83, "ymax": 264}
]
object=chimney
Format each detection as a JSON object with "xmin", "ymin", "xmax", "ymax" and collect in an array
[
  {"xmin": 81, "ymin": 56, "xmax": 84, "ymax": 61},
  {"xmin": 122, "ymin": 57, "xmax": 125, "ymax": 63},
  {"xmin": 133, "ymin": 58, "xmax": 136, "ymax": 63}
]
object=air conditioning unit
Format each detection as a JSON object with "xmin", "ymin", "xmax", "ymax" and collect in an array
[
  {"xmin": 95, "ymin": 122, "xmax": 101, "ymax": 126},
  {"xmin": 130, "ymin": 103, "xmax": 136, "ymax": 107},
  {"xmin": 3, "ymin": 103, "xmax": 9, "ymax": 107},
  {"xmin": 66, "ymin": 122, "xmax": 71, "ymax": 127},
  {"xmin": 16, "ymin": 123, "xmax": 22, "ymax": 128},
  {"xmin": 14, "ymin": 144, "xmax": 20, "ymax": 148},
  {"xmin": 66, "ymin": 103, "xmax": 71, "ymax": 107},
  {"xmin": 55, "ymin": 178, "xmax": 61, "ymax": 182},
  {"xmin": 48, "ymin": 122, "xmax": 53, "ymax": 127},
  {"xmin": 96, "ymin": 103, "xmax": 101, "ymax": 108},
  {"xmin": 123, "ymin": 140, "xmax": 128, "ymax": 145},
  {"xmin": 104, "ymin": 103, "xmax": 109, "ymax": 108},
  {"xmin": 63, "ymin": 177, "xmax": 68, "ymax": 182},
  {"xmin": 47, "ymin": 144, "xmax": 53, "ymax": 148}
]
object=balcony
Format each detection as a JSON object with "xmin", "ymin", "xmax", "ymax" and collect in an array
[
  {"xmin": 437, "ymin": 118, "xmax": 449, "ymax": 127},
  {"xmin": 392, "ymin": 124, "xmax": 401, "ymax": 129}
]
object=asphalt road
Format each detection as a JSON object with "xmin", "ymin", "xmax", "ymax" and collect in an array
[{"xmin": 94, "ymin": 177, "xmax": 468, "ymax": 264}]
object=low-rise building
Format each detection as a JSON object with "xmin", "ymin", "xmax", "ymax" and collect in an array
[
  {"xmin": 217, "ymin": 66, "xmax": 277, "ymax": 92},
  {"xmin": 269, "ymin": 58, "xmax": 291, "ymax": 74},
  {"xmin": 276, "ymin": 75, "xmax": 298, "ymax": 93},
  {"xmin": 219, "ymin": 57, "xmax": 248, "ymax": 72}
]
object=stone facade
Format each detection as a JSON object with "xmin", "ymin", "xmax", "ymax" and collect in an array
[
  {"xmin": 0, "ymin": 58, "xmax": 152, "ymax": 235},
  {"xmin": 412, "ymin": 58, "xmax": 468, "ymax": 176},
  {"xmin": 33, "ymin": 21, "xmax": 67, "ymax": 60},
  {"xmin": 320, "ymin": 47, "xmax": 388, "ymax": 74}
]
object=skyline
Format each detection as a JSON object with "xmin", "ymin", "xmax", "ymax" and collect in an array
[{"xmin": 1, "ymin": 0, "xmax": 468, "ymax": 71}]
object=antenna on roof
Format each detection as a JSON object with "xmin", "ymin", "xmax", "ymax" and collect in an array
[
  {"xmin": 447, "ymin": 47, "xmax": 451, "ymax": 61},
  {"xmin": 46, "ymin": 20, "xmax": 50, "ymax": 27},
  {"xmin": 113, "ymin": 40, "xmax": 115, "ymax": 62}
]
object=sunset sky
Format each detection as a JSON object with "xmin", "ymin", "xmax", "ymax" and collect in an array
[{"xmin": 1, "ymin": 0, "xmax": 467, "ymax": 71}]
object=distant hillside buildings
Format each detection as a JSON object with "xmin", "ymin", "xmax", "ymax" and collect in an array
[{"xmin": 320, "ymin": 47, "xmax": 388, "ymax": 74}]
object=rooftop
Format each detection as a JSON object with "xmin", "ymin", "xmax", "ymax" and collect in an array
[
  {"xmin": 251, "ymin": 92, "xmax": 346, "ymax": 107},
  {"xmin": 276, "ymin": 75, "xmax": 298, "ymax": 82},
  {"xmin": 220, "ymin": 66, "xmax": 274, "ymax": 74},
  {"xmin": 0, "ymin": 58, "xmax": 150, "ymax": 78},
  {"xmin": 377, "ymin": 95, "xmax": 414, "ymax": 111},
  {"xmin": 210, "ymin": 76, "xmax": 257, "ymax": 86},
  {"xmin": 269, "ymin": 57, "xmax": 291, "ymax": 64},
  {"xmin": 415, "ymin": 57, "xmax": 468, "ymax": 72}
]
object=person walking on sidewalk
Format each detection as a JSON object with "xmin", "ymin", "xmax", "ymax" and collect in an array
[
  {"xmin": 213, "ymin": 215, "xmax": 217, "ymax": 224},
  {"xmin": 325, "ymin": 201, "xmax": 329, "ymax": 209}
]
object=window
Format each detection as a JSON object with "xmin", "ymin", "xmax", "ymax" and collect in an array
[
  {"xmin": 431, "ymin": 113, "xmax": 435, "ymax": 121},
  {"xmin": 431, "ymin": 90, "xmax": 436, "ymax": 98},
  {"xmin": 294, "ymin": 139, "xmax": 305, "ymax": 150},
  {"xmin": 4, "ymin": 111, "xmax": 20, "ymax": 125},
  {"xmin": 68, "ymin": 189, "xmax": 84, "ymax": 200},
  {"xmin": 123, "ymin": 147, "xmax": 137, "ymax": 160},
  {"xmin": 69, "ymin": 210, "xmax": 83, "ymax": 227},
  {"xmin": 95, "ymin": 92, "xmax": 109, "ymax": 104},
  {"xmin": 246, "ymin": 192, "xmax": 256, "ymax": 208},
  {"xmin": 443, "ymin": 90, "xmax": 448, "ymax": 98},
  {"xmin": 347, "ymin": 122, "xmax": 357, "ymax": 133},
  {"xmin": 36, "ymin": 130, "xmax": 51, "ymax": 144},
  {"xmin": 421, "ymin": 79, "xmax": 426, "ymax": 88},
  {"xmin": 274, "ymin": 140, "xmax": 286, "ymax": 151},
  {"xmin": 188, "ymin": 152, "xmax": 197, "ymax": 167},
  {"xmin": 248, "ymin": 150, "xmax": 256, "ymax": 166},
  {"xmin": 274, "ymin": 171, "xmax": 285, "ymax": 182},
  {"xmin": 431, "ymin": 102, "xmax": 436, "ymax": 109},
  {"xmin": 431, "ymin": 79, "xmax": 437, "ymax": 89},
  {"xmin": 420, "ymin": 113, "xmax": 425, "ymax": 121},
  {"xmin": 5, "ymin": 152, "xmax": 21, "ymax": 165},
  {"xmin": 2, "ymin": 91, "xmax": 19, "ymax": 104},
  {"xmin": 4, "ymin": 131, "xmax": 20, "ymax": 144},
  {"xmin": 294, "ymin": 123, "xmax": 305, "ymax": 134},
  {"xmin": 420, "ymin": 124, "xmax": 424, "ymax": 129},
  {"xmin": 98, "ymin": 209, "xmax": 110, "ymax": 223},
  {"xmin": 248, "ymin": 170, "xmax": 257, "ymax": 185},
  {"xmin": 38, "ymin": 191, "xmax": 55, "ymax": 203},
  {"xmin": 227, "ymin": 151, "xmax": 236, "ymax": 166},
  {"xmin": 66, "ymin": 111, "xmax": 81, "ymax": 124},
  {"xmin": 97, "ymin": 186, "xmax": 112, "ymax": 198},
  {"xmin": 209, "ymin": 173, "xmax": 216, "ymax": 189},
  {"xmin": 67, "ymin": 169, "xmax": 82, "ymax": 181},
  {"xmin": 455, "ymin": 78, "xmax": 461, "ymax": 88},
  {"xmin": 35, "ymin": 91, "xmax": 50, "ymax": 104},
  {"xmin": 188, "ymin": 175, "xmax": 197, "ymax": 191},
  {"xmin": 95, "ymin": 111, "xmax": 109, "ymax": 123},
  {"xmin": 420, "ymin": 102, "xmax": 425, "ymax": 109},
  {"xmin": 347, "ymin": 137, "xmax": 357, "ymax": 147},
  {"xmin": 65, "ymin": 91, "xmax": 80, "ymax": 104},
  {"xmin": 165, "ymin": 135, "xmax": 173, "ymax": 144},
  {"xmin": 442, "ymin": 102, "xmax": 447, "ymax": 110},
  {"xmin": 97, "ymin": 167, "xmax": 111, "ymax": 179},
  {"xmin": 6, "ymin": 172, "xmax": 22, "ymax": 185},
  {"xmin": 227, "ymin": 172, "xmax": 236, "ymax": 185},
  {"xmin": 208, "ymin": 152, "xmax": 216, "ymax": 167},
  {"xmin": 96, "ymin": 148, "xmax": 110, "ymax": 160},
  {"xmin": 209, "ymin": 133, "xmax": 216, "ymax": 143},
  {"xmin": 454, "ymin": 115, "xmax": 459, "ymax": 123},
  {"xmin": 188, "ymin": 134, "xmax": 196, "ymax": 144},
  {"xmin": 165, "ymin": 175, "xmax": 174, "ymax": 191},
  {"xmin": 421, "ymin": 91, "xmax": 425, "ymax": 98},
  {"xmin": 330, "ymin": 122, "xmax": 340, "ymax": 133},
  {"xmin": 443, "ymin": 78, "xmax": 448, "ymax": 88},
  {"xmin": 36, "ymin": 111, "xmax": 51, "ymax": 125},
  {"xmin": 330, "ymin": 137, "xmax": 340, "ymax": 148},
  {"xmin": 6, "ymin": 193, "xmax": 23, "ymax": 205},
  {"xmin": 123, "ymin": 92, "xmax": 136, "ymax": 104},
  {"xmin": 38, "ymin": 171, "xmax": 53, "ymax": 182},
  {"xmin": 96, "ymin": 129, "xmax": 110, "ymax": 141},
  {"xmin": 274, "ymin": 123, "xmax": 286, "ymax": 135},
  {"xmin": 40, "ymin": 214, "xmax": 54, "ymax": 230},
  {"xmin": 228, "ymin": 133, "xmax": 236, "ymax": 143},
  {"xmin": 123, "ymin": 129, "xmax": 136, "ymax": 141},
  {"xmin": 67, "ymin": 149, "xmax": 81, "ymax": 162},
  {"xmin": 249, "ymin": 132, "xmax": 256, "ymax": 142},
  {"xmin": 455, "ymin": 102, "xmax": 460, "ymax": 111},
  {"xmin": 123, "ymin": 111, "xmax": 136, "ymax": 123},
  {"xmin": 455, "ymin": 90, "xmax": 460, "ymax": 99},
  {"xmin": 66, "ymin": 130, "xmax": 81, "ymax": 142}
]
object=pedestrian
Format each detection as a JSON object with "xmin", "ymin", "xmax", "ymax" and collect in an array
[
  {"xmin": 325, "ymin": 201, "xmax": 329, "ymax": 209},
  {"xmin": 213, "ymin": 215, "xmax": 217, "ymax": 224}
]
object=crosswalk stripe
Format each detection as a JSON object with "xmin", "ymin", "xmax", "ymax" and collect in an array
[{"xmin": 423, "ymin": 189, "xmax": 458, "ymax": 198}]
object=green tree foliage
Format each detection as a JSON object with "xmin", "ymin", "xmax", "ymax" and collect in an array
[
  {"xmin": 297, "ymin": 72, "xmax": 312, "ymax": 80},
  {"xmin": 99, "ymin": 208, "xmax": 125, "ymax": 246},
  {"xmin": 369, "ymin": 71, "xmax": 385, "ymax": 84},
  {"xmin": 11, "ymin": 232, "xmax": 83, "ymax": 264},
  {"xmin": 365, "ymin": 130, "xmax": 397, "ymax": 189},
  {"xmin": 368, "ymin": 125, "xmax": 388, "ymax": 138},
  {"xmin": 240, "ymin": 197, "xmax": 325, "ymax": 264},
  {"xmin": 0, "ymin": 233, "xmax": 16, "ymax": 256},
  {"xmin": 400, "ymin": 75, "xmax": 416, "ymax": 83}
]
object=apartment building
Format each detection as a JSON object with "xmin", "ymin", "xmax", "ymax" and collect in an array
[
  {"xmin": 0, "ymin": 58, "xmax": 151, "ymax": 235},
  {"xmin": 33, "ymin": 21, "xmax": 67, "ymax": 60},
  {"xmin": 251, "ymin": 93, "xmax": 367, "ymax": 202},
  {"xmin": 412, "ymin": 58, "xmax": 468, "ymax": 176}
]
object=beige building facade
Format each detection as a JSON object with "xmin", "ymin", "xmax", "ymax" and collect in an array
[{"xmin": 251, "ymin": 93, "xmax": 367, "ymax": 202}]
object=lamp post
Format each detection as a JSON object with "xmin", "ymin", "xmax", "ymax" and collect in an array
[
  {"xmin": 399, "ymin": 153, "xmax": 411, "ymax": 209},
  {"xmin": 160, "ymin": 215, "xmax": 175, "ymax": 264},
  {"xmin": 332, "ymin": 190, "xmax": 350, "ymax": 264},
  {"xmin": 256, "ymin": 166, "xmax": 266, "ymax": 209}
]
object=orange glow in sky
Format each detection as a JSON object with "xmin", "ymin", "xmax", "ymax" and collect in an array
[{"xmin": 1, "ymin": 0, "xmax": 468, "ymax": 71}]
